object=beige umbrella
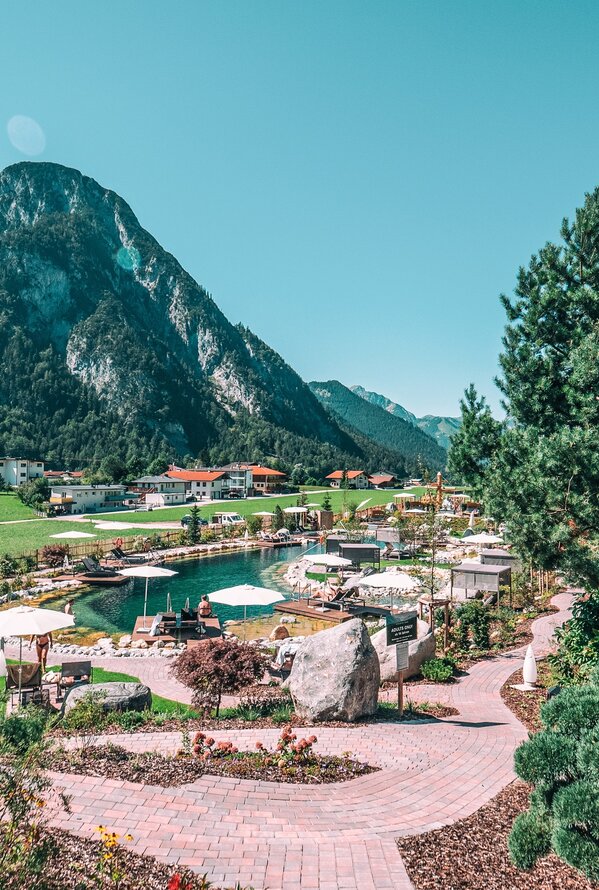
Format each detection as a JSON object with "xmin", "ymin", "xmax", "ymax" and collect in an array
[
  {"xmin": 208, "ymin": 584, "xmax": 284, "ymax": 640},
  {"xmin": 0, "ymin": 605, "xmax": 75, "ymax": 698},
  {"xmin": 50, "ymin": 530, "xmax": 97, "ymax": 539}
]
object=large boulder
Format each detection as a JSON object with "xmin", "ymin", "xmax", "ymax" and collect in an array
[
  {"xmin": 287, "ymin": 618, "xmax": 380, "ymax": 722},
  {"xmin": 372, "ymin": 619, "xmax": 436, "ymax": 682},
  {"xmin": 63, "ymin": 682, "xmax": 152, "ymax": 714}
]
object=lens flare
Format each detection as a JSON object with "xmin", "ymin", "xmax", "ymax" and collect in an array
[{"xmin": 7, "ymin": 115, "xmax": 46, "ymax": 156}]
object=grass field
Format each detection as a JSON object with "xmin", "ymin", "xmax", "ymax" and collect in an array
[
  {"xmin": 0, "ymin": 486, "xmax": 434, "ymax": 557},
  {"xmin": 88, "ymin": 487, "xmax": 424, "ymax": 524},
  {"xmin": 0, "ymin": 493, "xmax": 36, "ymax": 522},
  {"xmin": 1, "ymin": 662, "xmax": 195, "ymax": 714}
]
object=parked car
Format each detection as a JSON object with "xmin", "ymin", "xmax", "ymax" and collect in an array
[
  {"xmin": 180, "ymin": 514, "xmax": 208, "ymax": 527},
  {"xmin": 211, "ymin": 512, "xmax": 245, "ymax": 526}
]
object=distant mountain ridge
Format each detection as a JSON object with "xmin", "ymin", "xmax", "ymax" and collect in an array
[
  {"xmin": 309, "ymin": 380, "xmax": 447, "ymax": 472},
  {"xmin": 350, "ymin": 385, "xmax": 460, "ymax": 450},
  {"xmin": 0, "ymin": 160, "xmax": 416, "ymax": 480}
]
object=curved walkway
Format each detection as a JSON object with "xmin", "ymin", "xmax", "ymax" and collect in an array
[{"xmin": 44, "ymin": 593, "xmax": 572, "ymax": 890}]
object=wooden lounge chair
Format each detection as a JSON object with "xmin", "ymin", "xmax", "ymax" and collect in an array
[
  {"xmin": 81, "ymin": 557, "xmax": 118, "ymax": 577},
  {"xmin": 57, "ymin": 660, "xmax": 92, "ymax": 701},
  {"xmin": 6, "ymin": 663, "xmax": 44, "ymax": 707}
]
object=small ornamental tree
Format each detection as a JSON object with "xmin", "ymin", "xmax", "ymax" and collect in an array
[
  {"xmin": 185, "ymin": 506, "xmax": 201, "ymax": 545},
  {"xmin": 39, "ymin": 544, "xmax": 69, "ymax": 568},
  {"xmin": 321, "ymin": 492, "xmax": 332, "ymax": 512},
  {"xmin": 509, "ymin": 672, "xmax": 599, "ymax": 881},
  {"xmin": 273, "ymin": 505, "xmax": 285, "ymax": 531},
  {"xmin": 170, "ymin": 638, "xmax": 269, "ymax": 716}
]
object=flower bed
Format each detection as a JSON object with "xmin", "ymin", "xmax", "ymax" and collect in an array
[
  {"xmin": 48, "ymin": 728, "xmax": 376, "ymax": 786},
  {"xmin": 500, "ymin": 661, "xmax": 553, "ymax": 732}
]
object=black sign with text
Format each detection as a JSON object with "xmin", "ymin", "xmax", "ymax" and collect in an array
[{"xmin": 386, "ymin": 611, "xmax": 418, "ymax": 646}]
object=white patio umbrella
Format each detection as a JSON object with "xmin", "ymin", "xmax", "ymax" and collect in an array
[
  {"xmin": 301, "ymin": 553, "xmax": 352, "ymax": 568},
  {"xmin": 405, "ymin": 508, "xmax": 428, "ymax": 514},
  {"xmin": 283, "ymin": 506, "xmax": 308, "ymax": 513},
  {"xmin": 359, "ymin": 571, "xmax": 420, "ymax": 612},
  {"xmin": 0, "ymin": 605, "xmax": 75, "ymax": 697},
  {"xmin": 252, "ymin": 511, "xmax": 275, "ymax": 517},
  {"xmin": 118, "ymin": 565, "xmax": 178, "ymax": 630},
  {"xmin": 208, "ymin": 584, "xmax": 284, "ymax": 639},
  {"xmin": 50, "ymin": 530, "xmax": 97, "ymax": 539},
  {"xmin": 465, "ymin": 532, "xmax": 504, "ymax": 546},
  {"xmin": 393, "ymin": 493, "xmax": 416, "ymax": 500}
]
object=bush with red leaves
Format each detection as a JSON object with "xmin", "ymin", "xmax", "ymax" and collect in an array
[{"xmin": 170, "ymin": 638, "xmax": 269, "ymax": 716}]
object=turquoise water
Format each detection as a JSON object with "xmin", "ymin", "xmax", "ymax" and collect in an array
[{"xmin": 50, "ymin": 545, "xmax": 316, "ymax": 634}]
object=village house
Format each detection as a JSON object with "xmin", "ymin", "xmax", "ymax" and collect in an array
[
  {"xmin": 49, "ymin": 484, "xmax": 128, "ymax": 514},
  {"xmin": 325, "ymin": 470, "xmax": 370, "ymax": 489},
  {"xmin": 368, "ymin": 473, "xmax": 398, "ymax": 489},
  {"xmin": 44, "ymin": 470, "xmax": 84, "ymax": 482},
  {"xmin": 0, "ymin": 457, "xmax": 45, "ymax": 487},
  {"xmin": 166, "ymin": 468, "xmax": 230, "ymax": 500},
  {"xmin": 129, "ymin": 475, "xmax": 186, "ymax": 507},
  {"xmin": 243, "ymin": 464, "xmax": 287, "ymax": 494}
]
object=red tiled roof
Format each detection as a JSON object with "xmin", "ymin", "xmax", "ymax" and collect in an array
[
  {"xmin": 326, "ymin": 470, "xmax": 366, "ymax": 480},
  {"xmin": 368, "ymin": 474, "xmax": 395, "ymax": 485},
  {"xmin": 248, "ymin": 466, "xmax": 286, "ymax": 478},
  {"xmin": 166, "ymin": 470, "xmax": 226, "ymax": 482}
]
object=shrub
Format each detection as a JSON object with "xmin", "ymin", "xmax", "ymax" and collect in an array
[
  {"xmin": 0, "ymin": 554, "xmax": 17, "ymax": 578},
  {"xmin": 420, "ymin": 656, "xmax": 455, "ymax": 683},
  {"xmin": 170, "ymin": 638, "xmax": 269, "ymax": 716},
  {"xmin": 39, "ymin": 544, "xmax": 69, "ymax": 568},
  {"xmin": 454, "ymin": 601, "xmax": 491, "ymax": 650},
  {"xmin": 509, "ymin": 677, "xmax": 599, "ymax": 880},
  {"xmin": 0, "ymin": 707, "xmax": 49, "ymax": 755}
]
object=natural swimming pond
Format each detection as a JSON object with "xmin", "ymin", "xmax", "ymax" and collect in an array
[{"xmin": 50, "ymin": 545, "xmax": 315, "ymax": 635}]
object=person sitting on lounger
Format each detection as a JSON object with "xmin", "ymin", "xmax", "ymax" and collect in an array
[{"xmin": 198, "ymin": 595, "xmax": 212, "ymax": 618}]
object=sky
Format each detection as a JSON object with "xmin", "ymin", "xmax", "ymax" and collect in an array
[{"xmin": 2, "ymin": 1, "xmax": 599, "ymax": 417}]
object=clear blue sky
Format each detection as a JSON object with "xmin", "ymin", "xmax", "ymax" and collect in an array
[{"xmin": 2, "ymin": 1, "xmax": 599, "ymax": 416}]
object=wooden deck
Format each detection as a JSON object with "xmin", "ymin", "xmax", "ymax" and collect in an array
[
  {"xmin": 257, "ymin": 540, "xmax": 303, "ymax": 549},
  {"xmin": 131, "ymin": 614, "xmax": 221, "ymax": 644},
  {"xmin": 74, "ymin": 573, "xmax": 129, "ymax": 586},
  {"xmin": 274, "ymin": 600, "xmax": 353, "ymax": 623}
]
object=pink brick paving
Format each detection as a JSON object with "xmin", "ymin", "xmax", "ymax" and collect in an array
[{"xmin": 5, "ymin": 592, "xmax": 573, "ymax": 889}]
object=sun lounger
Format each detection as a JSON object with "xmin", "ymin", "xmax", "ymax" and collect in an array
[
  {"xmin": 110, "ymin": 547, "xmax": 149, "ymax": 565},
  {"xmin": 81, "ymin": 557, "xmax": 118, "ymax": 577},
  {"xmin": 57, "ymin": 660, "xmax": 92, "ymax": 700},
  {"xmin": 6, "ymin": 663, "xmax": 45, "ymax": 707}
]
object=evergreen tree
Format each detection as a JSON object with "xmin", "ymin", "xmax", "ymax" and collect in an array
[
  {"xmin": 185, "ymin": 506, "xmax": 201, "ymax": 545},
  {"xmin": 447, "ymin": 384, "xmax": 502, "ymax": 493}
]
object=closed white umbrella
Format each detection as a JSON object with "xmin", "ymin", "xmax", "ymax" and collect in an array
[
  {"xmin": 301, "ymin": 553, "xmax": 352, "ymax": 567},
  {"xmin": 208, "ymin": 584, "xmax": 284, "ymax": 639},
  {"xmin": 118, "ymin": 565, "xmax": 178, "ymax": 630},
  {"xmin": 0, "ymin": 605, "xmax": 75, "ymax": 698},
  {"xmin": 50, "ymin": 530, "xmax": 97, "ymax": 539}
]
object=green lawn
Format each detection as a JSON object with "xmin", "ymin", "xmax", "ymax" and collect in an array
[
  {"xmin": 88, "ymin": 487, "xmax": 415, "ymax": 524},
  {"xmin": 1, "ymin": 661, "xmax": 196, "ymax": 715},
  {"xmin": 0, "ymin": 493, "xmax": 36, "ymax": 522},
  {"xmin": 0, "ymin": 519, "xmax": 150, "ymax": 558}
]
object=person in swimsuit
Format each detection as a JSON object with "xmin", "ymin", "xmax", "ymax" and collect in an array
[
  {"xmin": 198, "ymin": 595, "xmax": 212, "ymax": 618},
  {"xmin": 29, "ymin": 632, "xmax": 52, "ymax": 671}
]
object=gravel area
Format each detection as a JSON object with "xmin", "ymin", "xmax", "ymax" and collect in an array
[{"xmin": 397, "ymin": 782, "xmax": 594, "ymax": 890}]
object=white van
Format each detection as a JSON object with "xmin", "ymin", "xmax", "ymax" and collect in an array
[{"xmin": 212, "ymin": 512, "xmax": 245, "ymax": 526}]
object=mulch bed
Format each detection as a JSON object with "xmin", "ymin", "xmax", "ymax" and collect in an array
[
  {"xmin": 500, "ymin": 661, "xmax": 553, "ymax": 732},
  {"xmin": 397, "ymin": 781, "xmax": 594, "ymax": 890},
  {"xmin": 47, "ymin": 743, "xmax": 376, "ymax": 786},
  {"xmin": 2, "ymin": 825, "xmax": 211, "ymax": 890}
]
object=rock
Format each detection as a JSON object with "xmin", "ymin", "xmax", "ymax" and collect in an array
[
  {"xmin": 96, "ymin": 637, "xmax": 114, "ymax": 649},
  {"xmin": 63, "ymin": 682, "xmax": 152, "ymax": 714},
  {"xmin": 280, "ymin": 616, "xmax": 297, "ymax": 624},
  {"xmin": 131, "ymin": 640, "xmax": 148, "ymax": 649},
  {"xmin": 153, "ymin": 639, "xmax": 165, "ymax": 648},
  {"xmin": 163, "ymin": 642, "xmax": 176, "ymax": 649},
  {"xmin": 118, "ymin": 635, "xmax": 132, "ymax": 647},
  {"xmin": 287, "ymin": 618, "xmax": 380, "ymax": 722},
  {"xmin": 372, "ymin": 619, "xmax": 436, "ymax": 682},
  {"xmin": 270, "ymin": 624, "xmax": 290, "ymax": 641}
]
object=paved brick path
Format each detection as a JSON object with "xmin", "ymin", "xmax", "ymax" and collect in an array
[{"xmin": 19, "ymin": 593, "xmax": 574, "ymax": 888}]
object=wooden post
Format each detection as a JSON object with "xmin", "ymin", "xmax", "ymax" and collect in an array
[
  {"xmin": 398, "ymin": 669, "xmax": 404, "ymax": 718},
  {"xmin": 444, "ymin": 601, "xmax": 449, "ymax": 652}
]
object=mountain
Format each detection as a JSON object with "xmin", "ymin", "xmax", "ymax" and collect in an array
[
  {"xmin": 350, "ymin": 385, "xmax": 460, "ymax": 450},
  {"xmin": 0, "ymin": 161, "xmax": 410, "ymax": 480},
  {"xmin": 309, "ymin": 380, "xmax": 446, "ymax": 472}
]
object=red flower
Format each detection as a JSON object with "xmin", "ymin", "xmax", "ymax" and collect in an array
[{"xmin": 168, "ymin": 875, "xmax": 182, "ymax": 890}]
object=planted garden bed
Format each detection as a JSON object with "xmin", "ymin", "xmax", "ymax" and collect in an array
[
  {"xmin": 47, "ymin": 728, "xmax": 376, "ymax": 786},
  {"xmin": 500, "ymin": 661, "xmax": 552, "ymax": 732}
]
